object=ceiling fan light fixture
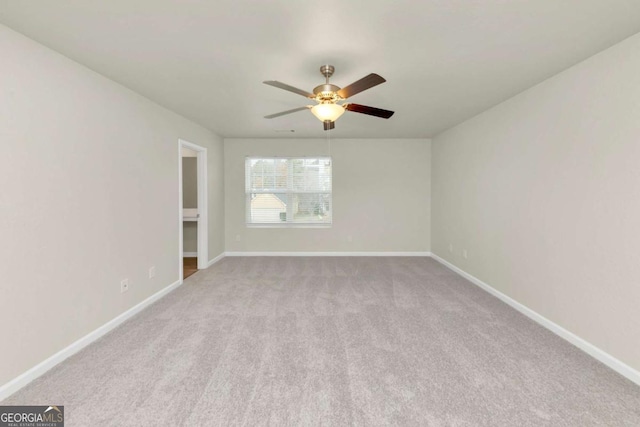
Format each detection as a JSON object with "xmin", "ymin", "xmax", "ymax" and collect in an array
[{"xmin": 311, "ymin": 103, "xmax": 345, "ymax": 122}]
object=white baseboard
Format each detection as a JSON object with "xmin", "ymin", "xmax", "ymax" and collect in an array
[
  {"xmin": 430, "ymin": 253, "xmax": 640, "ymax": 387},
  {"xmin": 207, "ymin": 252, "xmax": 226, "ymax": 267},
  {"xmin": 183, "ymin": 252, "xmax": 197, "ymax": 257},
  {"xmin": 224, "ymin": 251, "xmax": 432, "ymax": 257},
  {"xmin": 0, "ymin": 279, "xmax": 183, "ymax": 402}
]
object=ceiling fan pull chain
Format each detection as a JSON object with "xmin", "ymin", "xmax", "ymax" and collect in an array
[{"xmin": 326, "ymin": 123, "xmax": 332, "ymax": 157}]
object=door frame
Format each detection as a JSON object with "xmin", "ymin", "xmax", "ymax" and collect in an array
[{"xmin": 178, "ymin": 138, "xmax": 208, "ymax": 282}]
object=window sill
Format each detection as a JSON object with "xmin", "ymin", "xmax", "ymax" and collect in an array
[{"xmin": 246, "ymin": 223, "xmax": 332, "ymax": 229}]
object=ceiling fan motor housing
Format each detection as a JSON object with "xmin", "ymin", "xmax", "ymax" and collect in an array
[{"xmin": 313, "ymin": 84, "xmax": 342, "ymax": 103}]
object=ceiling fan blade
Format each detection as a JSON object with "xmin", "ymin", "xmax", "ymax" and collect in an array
[
  {"xmin": 264, "ymin": 106, "xmax": 311, "ymax": 119},
  {"xmin": 345, "ymin": 103, "xmax": 394, "ymax": 119},
  {"xmin": 337, "ymin": 73, "xmax": 386, "ymax": 99},
  {"xmin": 323, "ymin": 120, "xmax": 335, "ymax": 131},
  {"xmin": 263, "ymin": 81, "xmax": 315, "ymax": 99}
]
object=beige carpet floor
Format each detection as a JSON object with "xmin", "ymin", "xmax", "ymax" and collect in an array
[{"xmin": 3, "ymin": 257, "xmax": 640, "ymax": 426}]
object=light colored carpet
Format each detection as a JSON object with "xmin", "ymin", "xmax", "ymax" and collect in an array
[{"xmin": 3, "ymin": 257, "xmax": 640, "ymax": 426}]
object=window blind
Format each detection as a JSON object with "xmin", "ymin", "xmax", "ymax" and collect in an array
[{"xmin": 245, "ymin": 157, "xmax": 332, "ymax": 226}]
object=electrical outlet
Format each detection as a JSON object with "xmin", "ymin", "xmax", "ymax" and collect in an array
[
  {"xmin": 463, "ymin": 249, "xmax": 468, "ymax": 259},
  {"xmin": 149, "ymin": 266, "xmax": 156, "ymax": 278},
  {"xmin": 449, "ymin": 244, "xmax": 453, "ymax": 253},
  {"xmin": 347, "ymin": 235, "xmax": 353, "ymax": 242},
  {"xmin": 235, "ymin": 235, "xmax": 241, "ymax": 242},
  {"xmin": 120, "ymin": 279, "xmax": 129, "ymax": 293}
]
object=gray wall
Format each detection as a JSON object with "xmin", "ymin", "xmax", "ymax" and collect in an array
[
  {"xmin": 225, "ymin": 138, "xmax": 431, "ymax": 253},
  {"xmin": 0, "ymin": 24, "xmax": 225, "ymax": 386},
  {"xmin": 182, "ymin": 157, "xmax": 198, "ymax": 253},
  {"xmin": 183, "ymin": 222, "xmax": 198, "ymax": 253},
  {"xmin": 432, "ymin": 33, "xmax": 640, "ymax": 372},
  {"xmin": 182, "ymin": 157, "xmax": 198, "ymax": 208}
]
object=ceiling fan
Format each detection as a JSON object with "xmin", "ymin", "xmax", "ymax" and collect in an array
[{"xmin": 263, "ymin": 65, "xmax": 394, "ymax": 130}]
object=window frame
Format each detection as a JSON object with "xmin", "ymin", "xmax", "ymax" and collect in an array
[{"xmin": 245, "ymin": 156, "xmax": 333, "ymax": 228}]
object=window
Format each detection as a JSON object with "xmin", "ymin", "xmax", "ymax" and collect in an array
[{"xmin": 245, "ymin": 157, "xmax": 332, "ymax": 226}]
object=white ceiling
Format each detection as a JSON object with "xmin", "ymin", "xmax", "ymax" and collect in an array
[{"xmin": 2, "ymin": 1, "xmax": 640, "ymax": 138}]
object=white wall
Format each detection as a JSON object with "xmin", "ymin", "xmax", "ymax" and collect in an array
[
  {"xmin": 0, "ymin": 25, "xmax": 224, "ymax": 387},
  {"xmin": 225, "ymin": 138, "xmax": 431, "ymax": 253},
  {"xmin": 432, "ymin": 33, "xmax": 640, "ymax": 372},
  {"xmin": 207, "ymin": 142, "xmax": 225, "ymax": 260}
]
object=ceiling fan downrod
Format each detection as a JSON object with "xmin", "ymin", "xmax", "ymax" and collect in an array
[
  {"xmin": 320, "ymin": 64, "xmax": 334, "ymax": 82},
  {"xmin": 314, "ymin": 65, "xmax": 341, "ymax": 101}
]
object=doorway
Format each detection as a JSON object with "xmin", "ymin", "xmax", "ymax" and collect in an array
[{"xmin": 178, "ymin": 139, "xmax": 208, "ymax": 282}]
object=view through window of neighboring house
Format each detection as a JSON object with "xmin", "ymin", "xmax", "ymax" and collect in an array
[{"xmin": 245, "ymin": 157, "xmax": 332, "ymax": 226}]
